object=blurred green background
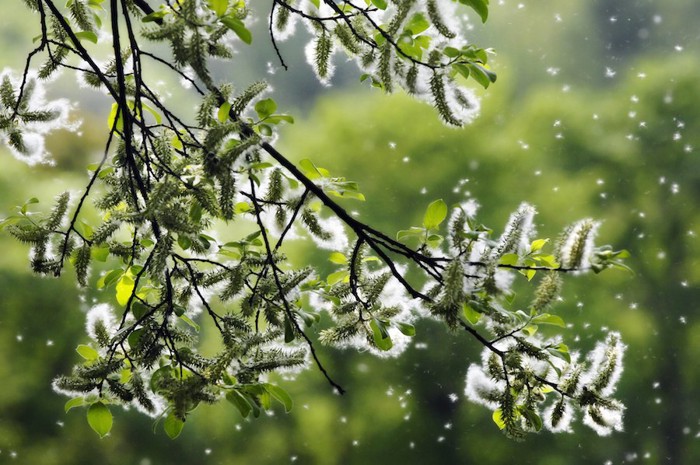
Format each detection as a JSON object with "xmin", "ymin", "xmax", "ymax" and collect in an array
[{"xmin": 2, "ymin": 1, "xmax": 700, "ymax": 464}]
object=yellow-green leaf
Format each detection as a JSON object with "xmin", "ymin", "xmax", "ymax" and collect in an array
[
  {"xmin": 115, "ymin": 274, "xmax": 135, "ymax": 306},
  {"xmin": 492, "ymin": 408, "xmax": 506, "ymax": 430},
  {"xmin": 530, "ymin": 238, "xmax": 549, "ymax": 252},
  {"xmin": 217, "ymin": 101, "xmax": 231, "ymax": 122},
  {"xmin": 329, "ymin": 252, "xmax": 347, "ymax": 265},
  {"xmin": 423, "ymin": 199, "xmax": 448, "ymax": 230},
  {"xmin": 76, "ymin": 344, "xmax": 99, "ymax": 361}
]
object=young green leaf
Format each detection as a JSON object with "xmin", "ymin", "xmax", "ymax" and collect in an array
[
  {"xmin": 462, "ymin": 302, "xmax": 482, "ymax": 325},
  {"xmin": 74, "ymin": 31, "xmax": 98, "ymax": 44},
  {"xmin": 531, "ymin": 313, "xmax": 566, "ymax": 328},
  {"xmin": 530, "ymin": 238, "xmax": 549, "ymax": 253},
  {"xmin": 327, "ymin": 270, "xmax": 349, "ymax": 285},
  {"xmin": 226, "ymin": 389, "xmax": 252, "ymax": 418},
  {"xmin": 264, "ymin": 384, "xmax": 293, "ymax": 413},
  {"xmin": 217, "ymin": 101, "xmax": 231, "ymax": 122},
  {"xmin": 76, "ymin": 344, "xmax": 99, "ymax": 361},
  {"xmin": 87, "ymin": 402, "xmax": 113, "ymax": 438},
  {"xmin": 329, "ymin": 251, "xmax": 348, "ymax": 265},
  {"xmin": 65, "ymin": 397, "xmax": 86, "ymax": 413},
  {"xmin": 396, "ymin": 322, "xmax": 416, "ymax": 337},
  {"xmin": 423, "ymin": 199, "xmax": 448, "ymax": 229},
  {"xmin": 220, "ymin": 15, "xmax": 252, "ymax": 44},
  {"xmin": 492, "ymin": 408, "xmax": 506, "ymax": 430},
  {"xmin": 459, "ymin": 0, "xmax": 489, "ymax": 23},
  {"xmin": 115, "ymin": 273, "xmax": 135, "ymax": 306},
  {"xmin": 163, "ymin": 413, "xmax": 185, "ymax": 439},
  {"xmin": 255, "ymin": 98, "xmax": 277, "ymax": 120},
  {"xmin": 207, "ymin": 0, "xmax": 228, "ymax": 17},
  {"xmin": 370, "ymin": 318, "xmax": 393, "ymax": 351}
]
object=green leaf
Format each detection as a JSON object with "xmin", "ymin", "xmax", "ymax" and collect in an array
[
  {"xmin": 521, "ymin": 408, "xmax": 543, "ymax": 432},
  {"xmin": 107, "ymin": 102, "xmax": 122, "ymax": 130},
  {"xmin": 423, "ymin": 199, "xmax": 448, "ymax": 229},
  {"xmin": 65, "ymin": 397, "xmax": 86, "ymax": 413},
  {"xmin": 467, "ymin": 63, "xmax": 497, "ymax": 89},
  {"xmin": 443, "ymin": 46, "xmax": 461, "ymax": 58},
  {"xmin": 264, "ymin": 114, "xmax": 294, "ymax": 124},
  {"xmin": 299, "ymin": 158, "xmax": 330, "ymax": 180},
  {"xmin": 220, "ymin": 15, "xmax": 252, "ymax": 44},
  {"xmin": 264, "ymin": 384, "xmax": 293, "ymax": 413},
  {"xmin": 405, "ymin": 13, "xmax": 430, "ymax": 35},
  {"xmin": 207, "ymin": 0, "xmax": 228, "ymax": 17},
  {"xmin": 142, "ymin": 10, "xmax": 167, "ymax": 23},
  {"xmin": 426, "ymin": 233, "xmax": 443, "ymax": 248},
  {"xmin": 531, "ymin": 313, "xmax": 566, "ymax": 328},
  {"xmin": 75, "ymin": 31, "xmax": 98, "ymax": 44},
  {"xmin": 164, "ymin": 413, "xmax": 185, "ymax": 439},
  {"xmin": 530, "ymin": 238, "xmax": 549, "ymax": 253},
  {"xmin": 139, "ymin": 101, "xmax": 162, "ymax": 124},
  {"xmin": 397, "ymin": 226, "xmax": 427, "ymax": 241},
  {"xmin": 459, "ymin": 0, "xmax": 489, "ymax": 23},
  {"xmin": 226, "ymin": 389, "xmax": 252, "ymax": 418},
  {"xmin": 97, "ymin": 268, "xmax": 123, "ymax": 289},
  {"xmin": 76, "ymin": 344, "xmax": 99, "ymax": 361},
  {"xmin": 115, "ymin": 273, "xmax": 135, "ymax": 306},
  {"xmin": 217, "ymin": 101, "xmax": 231, "ymax": 122},
  {"xmin": 370, "ymin": 318, "xmax": 393, "ymax": 351},
  {"xmin": 396, "ymin": 322, "xmax": 416, "ymax": 336},
  {"xmin": 92, "ymin": 244, "xmax": 110, "ymax": 262},
  {"xmin": 371, "ymin": 0, "xmax": 388, "ymax": 10},
  {"xmin": 255, "ymin": 98, "xmax": 277, "ymax": 120},
  {"xmin": 499, "ymin": 253, "xmax": 519, "ymax": 266},
  {"xmin": 233, "ymin": 201, "xmax": 251, "ymax": 214},
  {"xmin": 87, "ymin": 402, "xmax": 113, "ymax": 438},
  {"xmin": 180, "ymin": 314, "xmax": 200, "ymax": 331},
  {"xmin": 462, "ymin": 302, "xmax": 482, "ymax": 325},
  {"xmin": 327, "ymin": 270, "xmax": 349, "ymax": 285},
  {"xmin": 492, "ymin": 408, "xmax": 506, "ymax": 430},
  {"xmin": 329, "ymin": 251, "xmax": 348, "ymax": 265}
]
